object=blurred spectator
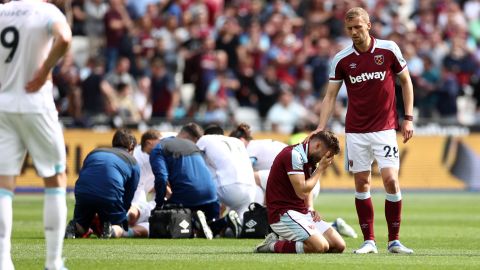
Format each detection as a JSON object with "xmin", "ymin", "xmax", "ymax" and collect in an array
[
  {"xmin": 72, "ymin": 0, "xmax": 87, "ymax": 36},
  {"xmin": 413, "ymin": 8, "xmax": 436, "ymax": 37},
  {"xmin": 236, "ymin": 19, "xmax": 270, "ymax": 107},
  {"xmin": 53, "ymin": 52, "xmax": 81, "ymax": 116},
  {"xmin": 427, "ymin": 29, "xmax": 450, "ymax": 68},
  {"xmin": 305, "ymin": 0, "xmax": 331, "ymax": 25},
  {"xmin": 305, "ymin": 37, "xmax": 331, "ymax": 96},
  {"xmin": 266, "ymin": 31, "xmax": 303, "ymax": 86},
  {"xmin": 262, "ymin": 0, "xmax": 298, "ymax": 23},
  {"xmin": 443, "ymin": 37, "xmax": 478, "ymax": 88},
  {"xmin": 238, "ymin": 0, "xmax": 263, "ymax": 27},
  {"xmin": 105, "ymin": 57, "xmax": 138, "ymax": 93},
  {"xmin": 191, "ymin": 37, "xmax": 217, "ymax": 110},
  {"xmin": 436, "ymin": 67, "xmax": 461, "ymax": 123},
  {"xmin": 204, "ymin": 51, "xmax": 240, "ymax": 122},
  {"xmin": 415, "ymin": 55, "xmax": 441, "ymax": 118},
  {"xmin": 154, "ymin": 14, "xmax": 183, "ymax": 73},
  {"xmin": 403, "ymin": 43, "xmax": 424, "ymax": 79},
  {"xmin": 81, "ymin": 58, "xmax": 118, "ymax": 125},
  {"xmin": 84, "ymin": 0, "xmax": 108, "ymax": 56},
  {"xmin": 134, "ymin": 76, "xmax": 153, "ymax": 121},
  {"xmin": 160, "ymin": 0, "xmax": 183, "ymax": 24},
  {"xmin": 294, "ymin": 79, "xmax": 317, "ymax": 112},
  {"xmin": 215, "ymin": 16, "xmax": 241, "ymax": 72},
  {"xmin": 150, "ymin": 58, "xmax": 179, "ymax": 121},
  {"xmin": 266, "ymin": 85, "xmax": 308, "ymax": 134},
  {"xmin": 126, "ymin": 0, "xmax": 160, "ymax": 20},
  {"xmin": 145, "ymin": 2, "xmax": 163, "ymax": 29},
  {"xmin": 114, "ymin": 82, "xmax": 142, "ymax": 126},
  {"xmin": 325, "ymin": 1, "xmax": 348, "ymax": 39},
  {"xmin": 104, "ymin": 0, "xmax": 134, "ymax": 71},
  {"xmin": 438, "ymin": 1, "xmax": 468, "ymax": 39},
  {"xmin": 238, "ymin": 20, "xmax": 270, "ymax": 72},
  {"xmin": 253, "ymin": 63, "xmax": 281, "ymax": 118},
  {"xmin": 132, "ymin": 14, "xmax": 157, "ymax": 60}
]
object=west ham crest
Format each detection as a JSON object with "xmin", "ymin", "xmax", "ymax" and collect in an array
[{"xmin": 374, "ymin": 55, "xmax": 384, "ymax": 65}]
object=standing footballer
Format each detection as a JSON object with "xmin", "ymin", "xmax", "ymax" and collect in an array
[
  {"xmin": 0, "ymin": 0, "xmax": 72, "ymax": 269},
  {"xmin": 315, "ymin": 7, "xmax": 414, "ymax": 254}
]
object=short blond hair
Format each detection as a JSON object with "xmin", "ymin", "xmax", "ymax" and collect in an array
[{"xmin": 345, "ymin": 7, "xmax": 370, "ymax": 23}]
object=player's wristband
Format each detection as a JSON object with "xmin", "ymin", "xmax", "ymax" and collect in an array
[{"xmin": 404, "ymin": 115, "xmax": 413, "ymax": 121}]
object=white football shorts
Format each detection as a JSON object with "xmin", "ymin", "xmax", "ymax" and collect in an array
[
  {"xmin": 258, "ymin": 169, "xmax": 270, "ymax": 190},
  {"xmin": 131, "ymin": 200, "xmax": 156, "ymax": 224},
  {"xmin": 217, "ymin": 183, "xmax": 256, "ymax": 221},
  {"xmin": 345, "ymin": 129, "xmax": 399, "ymax": 173},
  {"xmin": 270, "ymin": 210, "xmax": 331, "ymax": 242},
  {"xmin": 0, "ymin": 111, "xmax": 66, "ymax": 177},
  {"xmin": 135, "ymin": 222, "xmax": 149, "ymax": 234}
]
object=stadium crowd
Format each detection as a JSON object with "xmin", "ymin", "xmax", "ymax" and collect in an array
[{"xmin": 6, "ymin": 0, "xmax": 480, "ymax": 130}]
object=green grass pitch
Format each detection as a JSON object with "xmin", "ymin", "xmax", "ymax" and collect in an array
[{"xmin": 11, "ymin": 192, "xmax": 480, "ymax": 269}]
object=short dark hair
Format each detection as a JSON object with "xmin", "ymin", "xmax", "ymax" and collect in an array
[
  {"xmin": 310, "ymin": 131, "xmax": 340, "ymax": 155},
  {"xmin": 204, "ymin": 124, "xmax": 224, "ymax": 135},
  {"xmin": 229, "ymin": 123, "xmax": 253, "ymax": 141},
  {"xmin": 180, "ymin": 122, "xmax": 203, "ymax": 140},
  {"xmin": 112, "ymin": 128, "xmax": 137, "ymax": 151},
  {"xmin": 140, "ymin": 129, "xmax": 162, "ymax": 151}
]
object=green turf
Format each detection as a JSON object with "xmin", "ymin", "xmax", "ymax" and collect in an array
[{"xmin": 11, "ymin": 192, "xmax": 480, "ymax": 269}]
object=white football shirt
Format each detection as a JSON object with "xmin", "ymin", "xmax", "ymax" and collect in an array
[
  {"xmin": 133, "ymin": 145, "xmax": 155, "ymax": 195},
  {"xmin": 246, "ymin": 139, "xmax": 287, "ymax": 171},
  {"xmin": 197, "ymin": 135, "xmax": 255, "ymax": 187},
  {"xmin": 132, "ymin": 131, "xmax": 177, "ymax": 201},
  {"xmin": 0, "ymin": 1, "xmax": 67, "ymax": 113}
]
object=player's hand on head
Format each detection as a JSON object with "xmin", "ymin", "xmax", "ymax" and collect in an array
[
  {"xmin": 303, "ymin": 127, "xmax": 323, "ymax": 143},
  {"xmin": 317, "ymin": 151, "xmax": 333, "ymax": 171}
]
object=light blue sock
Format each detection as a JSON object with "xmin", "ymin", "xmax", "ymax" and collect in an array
[
  {"xmin": 44, "ymin": 187, "xmax": 67, "ymax": 270},
  {"xmin": 0, "ymin": 189, "xmax": 14, "ymax": 267}
]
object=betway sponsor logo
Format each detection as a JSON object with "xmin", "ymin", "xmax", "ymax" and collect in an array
[{"xmin": 349, "ymin": 71, "xmax": 386, "ymax": 84}]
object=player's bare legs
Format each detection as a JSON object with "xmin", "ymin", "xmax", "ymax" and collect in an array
[
  {"xmin": 44, "ymin": 173, "xmax": 67, "ymax": 189},
  {"xmin": 353, "ymin": 171, "xmax": 377, "ymax": 254},
  {"xmin": 128, "ymin": 224, "xmax": 149, "ymax": 238},
  {"xmin": 381, "ymin": 168, "xmax": 413, "ymax": 254},
  {"xmin": 0, "ymin": 176, "xmax": 15, "ymax": 270},
  {"xmin": 303, "ymin": 234, "xmax": 330, "ymax": 253},
  {"xmin": 43, "ymin": 172, "xmax": 68, "ymax": 270},
  {"xmin": 124, "ymin": 203, "xmax": 149, "ymax": 238},
  {"xmin": 321, "ymin": 227, "xmax": 346, "ymax": 253},
  {"xmin": 127, "ymin": 206, "xmax": 141, "ymax": 227},
  {"xmin": 0, "ymin": 176, "xmax": 15, "ymax": 191}
]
